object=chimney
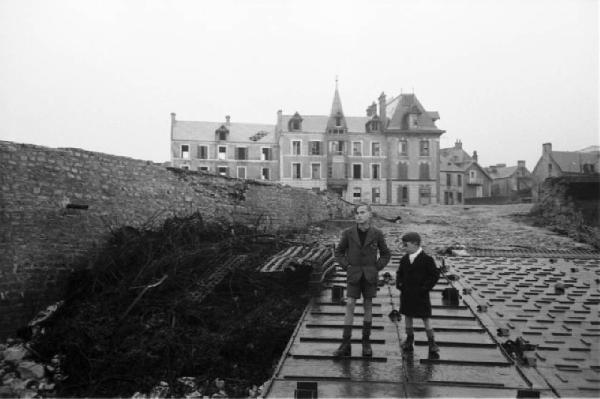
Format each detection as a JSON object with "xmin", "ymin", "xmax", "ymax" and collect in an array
[
  {"xmin": 543, "ymin": 142, "xmax": 552, "ymax": 155},
  {"xmin": 225, "ymin": 115, "xmax": 231, "ymax": 126},
  {"xmin": 518, "ymin": 160, "xmax": 525, "ymax": 168},
  {"xmin": 455, "ymin": 140, "xmax": 462, "ymax": 149},
  {"xmin": 170, "ymin": 112, "xmax": 176, "ymax": 139},
  {"xmin": 366, "ymin": 102, "xmax": 377, "ymax": 117},
  {"xmin": 472, "ymin": 151, "xmax": 478, "ymax": 162},
  {"xmin": 378, "ymin": 92, "xmax": 387, "ymax": 127}
]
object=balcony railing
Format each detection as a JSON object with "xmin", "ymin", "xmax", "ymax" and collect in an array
[{"xmin": 467, "ymin": 177, "xmax": 484, "ymax": 185}]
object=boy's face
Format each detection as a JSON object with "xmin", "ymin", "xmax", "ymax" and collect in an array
[{"xmin": 403, "ymin": 241, "xmax": 419, "ymax": 254}]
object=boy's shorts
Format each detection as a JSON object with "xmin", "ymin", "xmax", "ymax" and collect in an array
[{"xmin": 347, "ymin": 275, "xmax": 377, "ymax": 299}]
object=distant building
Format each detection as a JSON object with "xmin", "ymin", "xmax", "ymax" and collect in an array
[
  {"xmin": 531, "ymin": 142, "xmax": 600, "ymax": 200},
  {"xmin": 171, "ymin": 85, "xmax": 446, "ymax": 205},
  {"xmin": 170, "ymin": 114, "xmax": 279, "ymax": 181},
  {"xmin": 279, "ymin": 87, "xmax": 445, "ymax": 205},
  {"xmin": 486, "ymin": 161, "xmax": 534, "ymax": 201},
  {"xmin": 439, "ymin": 140, "xmax": 492, "ymax": 204}
]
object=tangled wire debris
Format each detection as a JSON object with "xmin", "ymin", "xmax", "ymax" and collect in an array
[{"xmin": 9, "ymin": 212, "xmax": 314, "ymax": 398}]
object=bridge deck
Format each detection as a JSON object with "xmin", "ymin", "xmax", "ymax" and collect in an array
[{"xmin": 264, "ymin": 252, "xmax": 560, "ymax": 398}]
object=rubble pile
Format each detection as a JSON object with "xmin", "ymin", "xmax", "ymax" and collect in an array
[{"xmin": 14, "ymin": 213, "xmax": 313, "ymax": 398}]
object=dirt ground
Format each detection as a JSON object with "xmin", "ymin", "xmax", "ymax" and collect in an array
[{"xmin": 324, "ymin": 204, "xmax": 594, "ymax": 253}]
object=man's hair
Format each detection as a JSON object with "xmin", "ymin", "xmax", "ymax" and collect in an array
[
  {"xmin": 402, "ymin": 232, "xmax": 421, "ymax": 245},
  {"xmin": 354, "ymin": 202, "xmax": 372, "ymax": 213}
]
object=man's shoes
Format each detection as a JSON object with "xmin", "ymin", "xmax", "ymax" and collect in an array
[
  {"xmin": 333, "ymin": 340, "xmax": 351, "ymax": 357},
  {"xmin": 362, "ymin": 321, "xmax": 373, "ymax": 357},
  {"xmin": 362, "ymin": 340, "xmax": 372, "ymax": 357},
  {"xmin": 401, "ymin": 334, "xmax": 414, "ymax": 352}
]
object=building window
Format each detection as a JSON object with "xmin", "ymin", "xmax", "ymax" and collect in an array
[
  {"xmin": 457, "ymin": 192, "xmax": 463, "ymax": 203},
  {"xmin": 336, "ymin": 116, "xmax": 342, "ymax": 127},
  {"xmin": 218, "ymin": 146, "xmax": 227, "ymax": 160},
  {"xmin": 217, "ymin": 166, "xmax": 228, "ymax": 176},
  {"xmin": 292, "ymin": 140, "xmax": 301, "ymax": 155},
  {"xmin": 236, "ymin": 147, "xmax": 248, "ymax": 160},
  {"xmin": 398, "ymin": 162, "xmax": 408, "ymax": 180},
  {"xmin": 398, "ymin": 186, "xmax": 409, "ymax": 204},
  {"xmin": 353, "ymin": 187, "xmax": 361, "ymax": 202},
  {"xmin": 470, "ymin": 170, "xmax": 476, "ymax": 179},
  {"xmin": 352, "ymin": 164, "xmax": 362, "ymax": 179},
  {"xmin": 181, "ymin": 145, "xmax": 189, "ymax": 159},
  {"xmin": 420, "ymin": 140, "xmax": 430, "ymax": 156},
  {"xmin": 372, "ymin": 188, "xmax": 381, "ymax": 204},
  {"xmin": 197, "ymin": 145, "xmax": 208, "ymax": 159},
  {"xmin": 292, "ymin": 163, "xmax": 301, "ymax": 179},
  {"xmin": 352, "ymin": 142, "xmax": 362, "ymax": 156},
  {"xmin": 311, "ymin": 163, "xmax": 321, "ymax": 179},
  {"xmin": 372, "ymin": 164, "xmax": 380, "ymax": 180},
  {"xmin": 292, "ymin": 120, "xmax": 300, "ymax": 130},
  {"xmin": 371, "ymin": 142, "xmax": 380, "ymax": 156},
  {"xmin": 237, "ymin": 167, "xmax": 246, "ymax": 179},
  {"xmin": 261, "ymin": 147, "xmax": 272, "ymax": 161},
  {"xmin": 548, "ymin": 164, "xmax": 552, "ymax": 174},
  {"xmin": 399, "ymin": 140, "xmax": 408, "ymax": 156},
  {"xmin": 262, "ymin": 168, "xmax": 270, "ymax": 180},
  {"xmin": 199, "ymin": 166, "xmax": 209, "ymax": 172},
  {"xmin": 409, "ymin": 114, "xmax": 418, "ymax": 128},
  {"xmin": 370, "ymin": 121, "xmax": 379, "ymax": 132},
  {"xmin": 419, "ymin": 186, "xmax": 431, "ymax": 205},
  {"xmin": 330, "ymin": 141, "xmax": 344, "ymax": 155},
  {"xmin": 446, "ymin": 173, "xmax": 451, "ymax": 186},
  {"xmin": 309, "ymin": 141, "xmax": 322, "ymax": 155},
  {"xmin": 457, "ymin": 174, "xmax": 462, "ymax": 187},
  {"xmin": 216, "ymin": 126, "xmax": 228, "ymax": 141},
  {"xmin": 419, "ymin": 163, "xmax": 430, "ymax": 179}
]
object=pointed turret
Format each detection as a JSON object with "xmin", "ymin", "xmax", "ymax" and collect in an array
[{"xmin": 326, "ymin": 80, "xmax": 347, "ymax": 133}]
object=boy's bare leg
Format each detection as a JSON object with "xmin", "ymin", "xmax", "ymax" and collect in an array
[
  {"xmin": 423, "ymin": 317, "xmax": 439, "ymax": 356},
  {"xmin": 334, "ymin": 297, "xmax": 356, "ymax": 357},
  {"xmin": 362, "ymin": 297, "xmax": 373, "ymax": 357},
  {"xmin": 402, "ymin": 316, "xmax": 414, "ymax": 352}
]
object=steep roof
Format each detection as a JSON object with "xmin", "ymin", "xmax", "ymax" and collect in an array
[
  {"xmin": 440, "ymin": 146, "xmax": 473, "ymax": 164},
  {"xmin": 281, "ymin": 114, "xmax": 369, "ymax": 133},
  {"xmin": 385, "ymin": 93, "xmax": 441, "ymax": 131},
  {"xmin": 551, "ymin": 151, "xmax": 600, "ymax": 173},
  {"xmin": 172, "ymin": 120, "xmax": 276, "ymax": 143},
  {"xmin": 487, "ymin": 165, "xmax": 518, "ymax": 179}
]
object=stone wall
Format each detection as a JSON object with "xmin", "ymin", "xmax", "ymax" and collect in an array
[
  {"xmin": 530, "ymin": 175, "xmax": 600, "ymax": 249},
  {"xmin": 0, "ymin": 141, "xmax": 354, "ymax": 338}
]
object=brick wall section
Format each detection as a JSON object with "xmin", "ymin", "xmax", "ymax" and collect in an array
[{"xmin": 0, "ymin": 140, "xmax": 353, "ymax": 338}]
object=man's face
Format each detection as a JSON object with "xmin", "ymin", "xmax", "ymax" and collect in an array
[
  {"xmin": 355, "ymin": 206, "xmax": 371, "ymax": 224},
  {"xmin": 403, "ymin": 241, "xmax": 419, "ymax": 254}
]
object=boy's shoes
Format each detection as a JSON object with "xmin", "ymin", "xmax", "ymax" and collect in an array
[
  {"xmin": 333, "ymin": 341, "xmax": 351, "ymax": 357},
  {"xmin": 401, "ymin": 334, "xmax": 414, "ymax": 352},
  {"xmin": 428, "ymin": 340, "xmax": 440, "ymax": 359}
]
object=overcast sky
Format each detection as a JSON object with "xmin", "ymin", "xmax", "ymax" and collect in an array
[{"xmin": 0, "ymin": 0, "xmax": 598, "ymax": 169}]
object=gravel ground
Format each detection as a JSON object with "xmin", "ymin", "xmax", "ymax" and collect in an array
[{"xmin": 322, "ymin": 204, "xmax": 594, "ymax": 253}]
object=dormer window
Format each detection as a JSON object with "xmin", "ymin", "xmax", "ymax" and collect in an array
[
  {"xmin": 335, "ymin": 111, "xmax": 343, "ymax": 127},
  {"xmin": 409, "ymin": 114, "xmax": 418, "ymax": 128},
  {"xmin": 288, "ymin": 112, "xmax": 303, "ymax": 131},
  {"xmin": 216, "ymin": 125, "xmax": 229, "ymax": 141}
]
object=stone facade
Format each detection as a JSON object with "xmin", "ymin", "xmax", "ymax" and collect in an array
[
  {"xmin": 0, "ymin": 140, "xmax": 353, "ymax": 338},
  {"xmin": 172, "ymin": 87, "xmax": 445, "ymax": 205},
  {"xmin": 439, "ymin": 141, "xmax": 492, "ymax": 204}
]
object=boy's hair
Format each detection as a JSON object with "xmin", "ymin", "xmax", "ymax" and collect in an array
[
  {"xmin": 354, "ymin": 202, "xmax": 372, "ymax": 213},
  {"xmin": 402, "ymin": 232, "xmax": 421, "ymax": 245}
]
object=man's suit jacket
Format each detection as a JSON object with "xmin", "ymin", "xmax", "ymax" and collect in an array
[{"xmin": 334, "ymin": 225, "xmax": 391, "ymax": 284}]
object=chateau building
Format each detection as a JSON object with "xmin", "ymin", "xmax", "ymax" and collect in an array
[{"xmin": 171, "ymin": 86, "xmax": 445, "ymax": 205}]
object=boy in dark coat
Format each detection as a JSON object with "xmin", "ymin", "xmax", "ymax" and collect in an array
[
  {"xmin": 333, "ymin": 203, "xmax": 391, "ymax": 357},
  {"xmin": 396, "ymin": 232, "xmax": 440, "ymax": 356}
]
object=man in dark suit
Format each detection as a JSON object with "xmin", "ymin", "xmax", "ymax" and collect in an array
[
  {"xmin": 333, "ymin": 203, "xmax": 391, "ymax": 357},
  {"xmin": 396, "ymin": 232, "xmax": 440, "ymax": 357}
]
